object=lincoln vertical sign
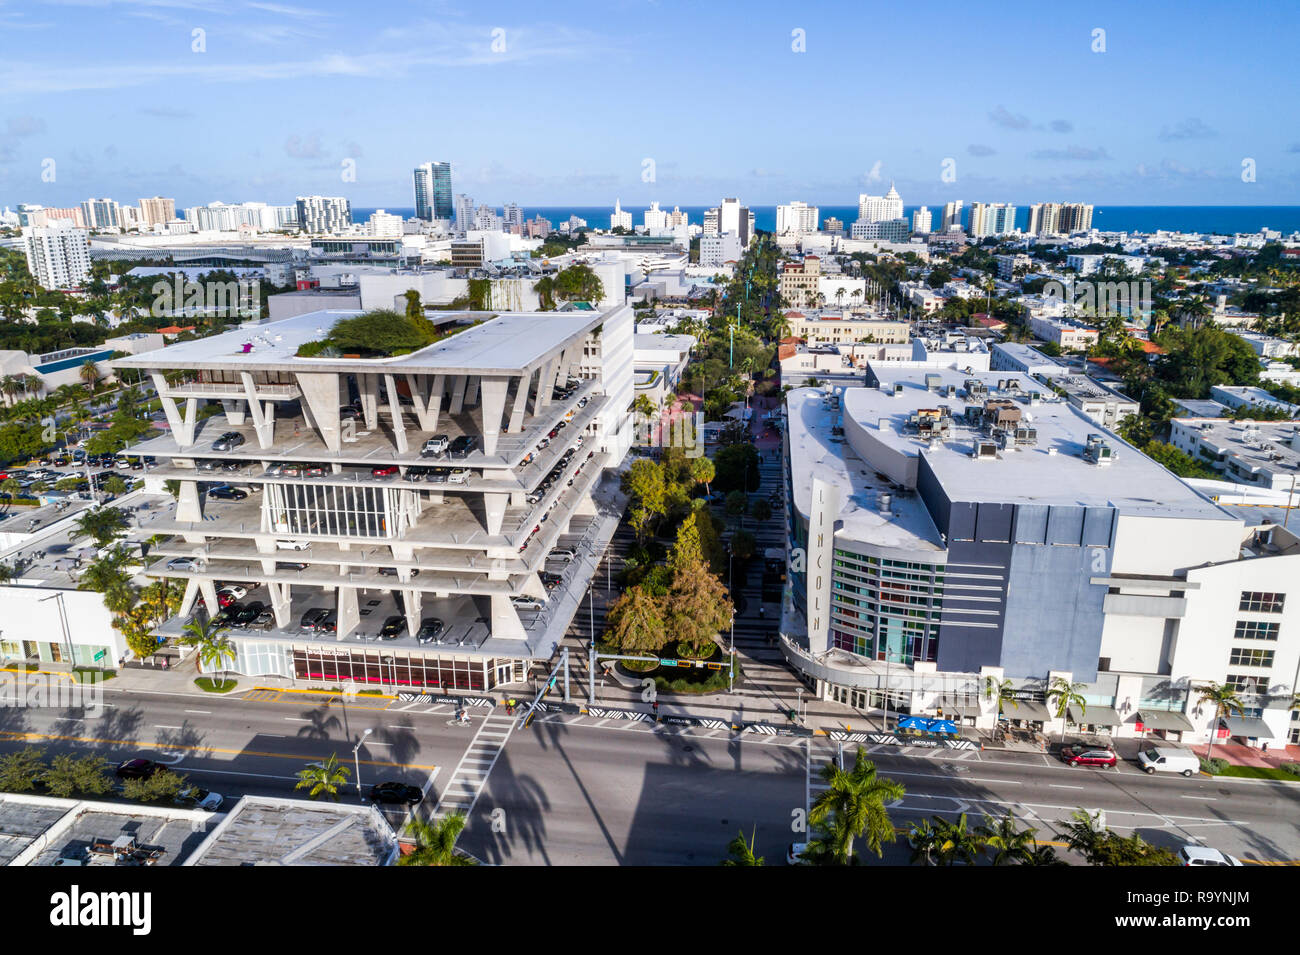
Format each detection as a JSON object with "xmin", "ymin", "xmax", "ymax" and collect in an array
[{"xmin": 806, "ymin": 477, "xmax": 840, "ymax": 654}]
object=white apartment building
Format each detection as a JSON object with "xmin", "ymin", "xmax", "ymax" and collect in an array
[
  {"xmin": 911, "ymin": 207, "xmax": 932, "ymax": 234},
  {"xmin": 110, "ymin": 306, "xmax": 635, "ymax": 689},
  {"xmin": 857, "ymin": 184, "xmax": 903, "ymax": 224},
  {"xmin": 1028, "ymin": 315, "xmax": 1100, "ymax": 350},
  {"xmin": 1210, "ymin": 385, "xmax": 1300, "ymax": 418},
  {"xmin": 1226, "ymin": 328, "xmax": 1300, "ymax": 359},
  {"xmin": 643, "ymin": 202, "xmax": 668, "ymax": 231},
  {"xmin": 610, "ymin": 199, "xmax": 633, "ymax": 232},
  {"xmin": 718, "ymin": 198, "xmax": 752, "ymax": 246},
  {"xmin": 1067, "ymin": 254, "xmax": 1145, "ymax": 276},
  {"xmin": 699, "ymin": 233, "xmax": 741, "ymax": 269},
  {"xmin": 22, "ymin": 222, "xmax": 92, "ymax": 289},
  {"xmin": 940, "ymin": 200, "xmax": 964, "ymax": 232},
  {"xmin": 367, "ymin": 210, "xmax": 404, "ymax": 238},
  {"xmin": 968, "ymin": 202, "xmax": 1016, "ymax": 238},
  {"xmin": 776, "ymin": 201, "xmax": 819, "ymax": 236},
  {"xmin": 295, "ymin": 196, "xmax": 352, "ymax": 235},
  {"xmin": 80, "ymin": 198, "xmax": 120, "ymax": 230},
  {"xmin": 1169, "ymin": 418, "xmax": 1300, "ymax": 492}
]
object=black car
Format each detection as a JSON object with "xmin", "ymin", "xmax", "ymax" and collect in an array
[
  {"xmin": 232, "ymin": 601, "xmax": 265, "ymax": 627},
  {"xmin": 540, "ymin": 571, "xmax": 563, "ymax": 590},
  {"xmin": 379, "ymin": 615, "xmax": 407, "ymax": 639},
  {"xmin": 416, "ymin": 618, "xmax": 445, "ymax": 644},
  {"xmin": 116, "ymin": 758, "xmax": 164, "ymax": 780},
  {"xmin": 208, "ymin": 485, "xmax": 248, "ymax": 501},
  {"xmin": 213, "ymin": 603, "xmax": 242, "ymax": 626},
  {"xmin": 369, "ymin": 781, "xmax": 423, "ymax": 806},
  {"xmin": 316, "ymin": 610, "xmax": 337, "ymax": 633},
  {"xmin": 221, "ymin": 460, "xmax": 243, "ymax": 472},
  {"xmin": 299, "ymin": 607, "xmax": 328, "ymax": 631},
  {"xmin": 211, "ymin": 431, "xmax": 245, "ymax": 452},
  {"xmin": 378, "ymin": 567, "xmax": 420, "ymax": 578},
  {"xmin": 448, "ymin": 435, "xmax": 477, "ymax": 456}
]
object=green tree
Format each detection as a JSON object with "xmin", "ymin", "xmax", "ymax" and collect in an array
[
  {"xmin": 712, "ymin": 443, "xmax": 759, "ymax": 493},
  {"xmin": 984, "ymin": 676, "xmax": 1019, "ymax": 725},
  {"xmin": 1194, "ymin": 682, "xmax": 1245, "ymax": 760},
  {"xmin": 724, "ymin": 490, "xmax": 748, "ymax": 527},
  {"xmin": 294, "ymin": 753, "xmax": 350, "ymax": 801},
  {"xmin": 71, "ymin": 506, "xmax": 129, "ymax": 548},
  {"xmin": 720, "ymin": 827, "xmax": 765, "ymax": 866},
  {"xmin": 1047, "ymin": 676, "xmax": 1087, "ymax": 744},
  {"xmin": 808, "ymin": 747, "xmax": 905, "ymax": 862},
  {"xmin": 181, "ymin": 613, "xmax": 237, "ymax": 688},
  {"xmin": 978, "ymin": 812, "xmax": 1038, "ymax": 865},
  {"xmin": 399, "ymin": 813, "xmax": 476, "ymax": 866},
  {"xmin": 0, "ymin": 748, "xmax": 46, "ymax": 792},
  {"xmin": 41, "ymin": 754, "xmax": 112, "ymax": 798},
  {"xmin": 688, "ymin": 456, "xmax": 715, "ymax": 494},
  {"xmin": 603, "ymin": 585, "xmax": 668, "ymax": 654},
  {"xmin": 123, "ymin": 768, "xmax": 188, "ymax": 803},
  {"xmin": 750, "ymin": 498, "xmax": 772, "ymax": 524}
]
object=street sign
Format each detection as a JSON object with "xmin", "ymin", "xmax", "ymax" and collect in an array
[
  {"xmin": 93, "ymin": 649, "xmax": 106, "ymax": 661},
  {"xmin": 660, "ymin": 659, "xmax": 678, "ymax": 667}
]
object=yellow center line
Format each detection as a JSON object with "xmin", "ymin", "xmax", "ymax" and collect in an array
[{"xmin": 0, "ymin": 729, "xmax": 437, "ymax": 771}]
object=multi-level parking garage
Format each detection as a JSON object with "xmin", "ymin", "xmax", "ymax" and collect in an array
[{"xmin": 112, "ymin": 306, "xmax": 634, "ymax": 690}]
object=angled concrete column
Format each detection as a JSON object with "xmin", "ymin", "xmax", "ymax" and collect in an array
[
  {"xmin": 572, "ymin": 491, "xmax": 598, "ymax": 517},
  {"xmin": 241, "ymin": 372, "xmax": 275, "ymax": 449},
  {"xmin": 489, "ymin": 594, "xmax": 527, "ymax": 641},
  {"xmin": 448, "ymin": 375, "xmax": 468, "ymax": 415},
  {"xmin": 508, "ymin": 370, "xmax": 532, "ymax": 433},
  {"xmin": 483, "ymin": 492, "xmax": 508, "ymax": 535},
  {"xmin": 337, "ymin": 586, "xmax": 360, "ymax": 640},
  {"xmin": 426, "ymin": 374, "xmax": 446, "ymax": 431},
  {"xmin": 559, "ymin": 343, "xmax": 581, "ymax": 385},
  {"xmin": 268, "ymin": 581, "xmax": 293, "ymax": 629},
  {"xmin": 198, "ymin": 578, "xmax": 219, "ymax": 617},
  {"xmin": 402, "ymin": 589, "xmax": 422, "ymax": 642},
  {"xmin": 359, "ymin": 373, "xmax": 380, "ymax": 429},
  {"xmin": 479, "ymin": 376, "xmax": 509, "ymax": 456},
  {"xmin": 464, "ymin": 376, "xmax": 480, "ymax": 407},
  {"xmin": 404, "ymin": 374, "xmax": 434, "ymax": 430},
  {"xmin": 296, "ymin": 373, "xmax": 343, "ymax": 452},
  {"xmin": 382, "ymin": 373, "xmax": 409, "ymax": 454},
  {"xmin": 534, "ymin": 358, "xmax": 558, "ymax": 410},
  {"xmin": 177, "ymin": 479, "xmax": 202, "ymax": 523},
  {"xmin": 178, "ymin": 578, "xmax": 201, "ymax": 620},
  {"xmin": 220, "ymin": 398, "xmax": 248, "ymax": 425}
]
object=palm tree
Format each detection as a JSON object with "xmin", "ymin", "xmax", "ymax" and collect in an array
[
  {"xmin": 907, "ymin": 818, "xmax": 941, "ymax": 866},
  {"xmin": 931, "ymin": 813, "xmax": 983, "ymax": 866},
  {"xmin": 977, "ymin": 812, "xmax": 1037, "ymax": 865},
  {"xmin": 398, "ymin": 813, "xmax": 475, "ymax": 866},
  {"xmin": 0, "ymin": 376, "xmax": 22, "ymax": 407},
  {"xmin": 984, "ymin": 676, "xmax": 1019, "ymax": 731},
  {"xmin": 0, "ymin": 477, "xmax": 19, "ymax": 512},
  {"xmin": 808, "ymin": 747, "xmax": 905, "ymax": 862},
  {"xmin": 294, "ymin": 753, "xmax": 350, "ymax": 801},
  {"xmin": 1194, "ymin": 682, "xmax": 1246, "ymax": 759},
  {"xmin": 79, "ymin": 359, "xmax": 101, "ymax": 394},
  {"xmin": 1047, "ymin": 676, "xmax": 1087, "ymax": 745},
  {"xmin": 721, "ymin": 826, "xmax": 765, "ymax": 866},
  {"xmin": 1024, "ymin": 844, "xmax": 1068, "ymax": 867}
]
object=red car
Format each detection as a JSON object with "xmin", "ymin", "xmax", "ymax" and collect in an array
[
  {"xmin": 1060, "ymin": 744, "xmax": 1118, "ymax": 768},
  {"xmin": 371, "ymin": 465, "xmax": 399, "ymax": 477}
]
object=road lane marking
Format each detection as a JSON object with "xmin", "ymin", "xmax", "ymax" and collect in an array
[
  {"xmin": 1181, "ymin": 795, "xmax": 1216, "ymax": 801},
  {"xmin": 1050, "ymin": 784, "xmax": 1085, "ymax": 790},
  {"xmin": 153, "ymin": 725, "xmax": 183, "ymax": 730},
  {"xmin": 185, "ymin": 710, "xmax": 211, "ymax": 715}
]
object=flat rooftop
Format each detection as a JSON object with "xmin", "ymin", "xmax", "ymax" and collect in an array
[
  {"xmin": 786, "ymin": 389, "xmax": 945, "ymax": 552},
  {"xmin": 861, "ymin": 370, "xmax": 1232, "ymax": 520},
  {"xmin": 1174, "ymin": 417, "xmax": 1300, "ymax": 473},
  {"xmin": 789, "ymin": 369, "xmax": 1234, "ymax": 532},
  {"xmin": 112, "ymin": 308, "xmax": 608, "ymax": 376},
  {"xmin": 185, "ymin": 796, "xmax": 397, "ymax": 866},
  {"xmin": 1040, "ymin": 373, "xmax": 1136, "ymax": 402}
]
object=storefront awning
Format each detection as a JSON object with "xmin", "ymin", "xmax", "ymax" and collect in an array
[
  {"xmin": 1010, "ymin": 700, "xmax": 1052, "ymax": 721},
  {"xmin": 1137, "ymin": 709, "xmax": 1195, "ymax": 732},
  {"xmin": 1069, "ymin": 704, "xmax": 1121, "ymax": 726},
  {"xmin": 940, "ymin": 697, "xmax": 981, "ymax": 717},
  {"xmin": 1222, "ymin": 716, "xmax": 1274, "ymax": 739}
]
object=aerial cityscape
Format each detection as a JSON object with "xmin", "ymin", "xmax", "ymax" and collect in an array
[{"xmin": 0, "ymin": 0, "xmax": 1298, "ymax": 905}]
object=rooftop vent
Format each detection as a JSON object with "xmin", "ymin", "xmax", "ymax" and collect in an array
[
  {"xmin": 879, "ymin": 492, "xmax": 893, "ymax": 516},
  {"xmin": 1083, "ymin": 433, "xmax": 1115, "ymax": 466}
]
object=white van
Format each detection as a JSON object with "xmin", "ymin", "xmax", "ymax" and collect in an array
[{"xmin": 1138, "ymin": 746, "xmax": 1200, "ymax": 777}]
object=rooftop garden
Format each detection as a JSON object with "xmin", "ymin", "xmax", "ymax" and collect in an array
[{"xmin": 295, "ymin": 308, "xmax": 485, "ymax": 359}]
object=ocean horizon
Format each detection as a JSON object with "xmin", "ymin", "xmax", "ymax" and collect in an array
[{"xmin": 352, "ymin": 204, "xmax": 1300, "ymax": 237}]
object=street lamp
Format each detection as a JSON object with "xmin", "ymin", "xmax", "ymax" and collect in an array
[{"xmin": 352, "ymin": 727, "xmax": 372, "ymax": 801}]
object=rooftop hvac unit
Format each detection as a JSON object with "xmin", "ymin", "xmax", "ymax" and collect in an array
[
  {"xmin": 973, "ymin": 440, "xmax": 999, "ymax": 460},
  {"xmin": 945, "ymin": 384, "xmax": 957, "ymax": 398},
  {"xmin": 924, "ymin": 373, "xmax": 942, "ymax": 391},
  {"xmin": 1084, "ymin": 433, "xmax": 1115, "ymax": 466}
]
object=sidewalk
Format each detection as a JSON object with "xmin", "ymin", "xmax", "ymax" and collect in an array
[{"xmin": 1190, "ymin": 741, "xmax": 1300, "ymax": 769}]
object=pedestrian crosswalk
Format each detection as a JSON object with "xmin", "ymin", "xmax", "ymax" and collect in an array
[{"xmin": 433, "ymin": 713, "xmax": 516, "ymax": 818}]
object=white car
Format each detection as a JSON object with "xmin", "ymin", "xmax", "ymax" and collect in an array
[
  {"xmin": 217, "ymin": 585, "xmax": 248, "ymax": 601},
  {"xmin": 166, "ymin": 556, "xmax": 204, "ymax": 572},
  {"xmin": 175, "ymin": 786, "xmax": 224, "ymax": 812},
  {"xmin": 1138, "ymin": 745, "xmax": 1200, "ymax": 777},
  {"xmin": 548, "ymin": 548, "xmax": 578, "ymax": 563},
  {"xmin": 448, "ymin": 468, "xmax": 469, "ymax": 485},
  {"xmin": 1179, "ymin": 844, "xmax": 1242, "ymax": 866},
  {"xmin": 421, "ymin": 435, "xmax": 449, "ymax": 456},
  {"xmin": 510, "ymin": 596, "xmax": 545, "ymax": 611},
  {"xmin": 275, "ymin": 539, "xmax": 310, "ymax": 551}
]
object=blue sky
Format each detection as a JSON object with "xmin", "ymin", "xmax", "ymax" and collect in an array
[{"xmin": 1, "ymin": 0, "xmax": 1298, "ymax": 209}]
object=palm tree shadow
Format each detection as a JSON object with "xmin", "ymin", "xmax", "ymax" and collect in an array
[{"xmin": 295, "ymin": 706, "xmax": 342, "ymax": 741}]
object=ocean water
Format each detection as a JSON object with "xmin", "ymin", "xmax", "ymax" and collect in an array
[{"xmin": 353, "ymin": 205, "xmax": 1300, "ymax": 237}]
